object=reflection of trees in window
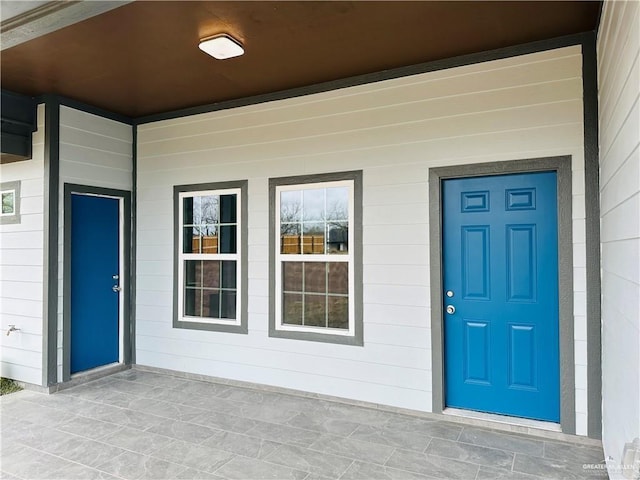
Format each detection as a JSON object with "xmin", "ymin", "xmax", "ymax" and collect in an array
[
  {"xmin": 277, "ymin": 181, "xmax": 352, "ymax": 333},
  {"xmin": 1, "ymin": 191, "xmax": 15, "ymax": 215},
  {"xmin": 180, "ymin": 190, "xmax": 239, "ymax": 323},
  {"xmin": 280, "ymin": 186, "xmax": 349, "ymax": 255}
]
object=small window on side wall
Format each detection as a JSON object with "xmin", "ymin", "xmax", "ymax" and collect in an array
[
  {"xmin": 174, "ymin": 181, "xmax": 247, "ymax": 333},
  {"xmin": 270, "ymin": 171, "xmax": 363, "ymax": 346},
  {"xmin": 0, "ymin": 181, "xmax": 21, "ymax": 225}
]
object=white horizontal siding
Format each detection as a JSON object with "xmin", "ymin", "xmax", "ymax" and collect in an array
[
  {"xmin": 0, "ymin": 104, "xmax": 45, "ymax": 386},
  {"xmin": 136, "ymin": 46, "xmax": 588, "ymax": 423},
  {"xmin": 57, "ymin": 106, "xmax": 133, "ymax": 381},
  {"xmin": 597, "ymin": 0, "xmax": 640, "ymax": 474}
]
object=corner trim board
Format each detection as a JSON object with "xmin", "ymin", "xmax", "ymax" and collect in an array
[
  {"xmin": 130, "ymin": 125, "xmax": 137, "ymax": 364},
  {"xmin": 43, "ymin": 96, "xmax": 60, "ymax": 387},
  {"xmin": 581, "ymin": 32, "xmax": 602, "ymax": 441}
]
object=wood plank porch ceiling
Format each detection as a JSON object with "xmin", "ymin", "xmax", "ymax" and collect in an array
[{"xmin": 0, "ymin": 1, "xmax": 601, "ymax": 118}]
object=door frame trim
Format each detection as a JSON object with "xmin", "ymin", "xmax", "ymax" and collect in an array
[
  {"xmin": 62, "ymin": 183, "xmax": 132, "ymax": 382},
  {"xmin": 428, "ymin": 156, "xmax": 575, "ymax": 435}
]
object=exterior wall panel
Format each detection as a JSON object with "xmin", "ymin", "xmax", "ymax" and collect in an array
[
  {"xmin": 57, "ymin": 106, "xmax": 133, "ymax": 381},
  {"xmin": 0, "ymin": 104, "xmax": 45, "ymax": 385},
  {"xmin": 137, "ymin": 47, "xmax": 589, "ymax": 431},
  {"xmin": 597, "ymin": 0, "xmax": 640, "ymax": 473}
]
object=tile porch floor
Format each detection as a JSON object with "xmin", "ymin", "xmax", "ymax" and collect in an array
[{"xmin": 1, "ymin": 369, "xmax": 607, "ymax": 479}]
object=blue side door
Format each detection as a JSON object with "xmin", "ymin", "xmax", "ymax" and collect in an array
[
  {"xmin": 70, "ymin": 194, "xmax": 120, "ymax": 373},
  {"xmin": 443, "ymin": 172, "xmax": 560, "ymax": 422}
]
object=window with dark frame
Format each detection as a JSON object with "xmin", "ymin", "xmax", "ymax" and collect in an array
[
  {"xmin": 175, "ymin": 182, "xmax": 246, "ymax": 333},
  {"xmin": 270, "ymin": 171, "xmax": 363, "ymax": 345},
  {"xmin": 0, "ymin": 181, "xmax": 21, "ymax": 225}
]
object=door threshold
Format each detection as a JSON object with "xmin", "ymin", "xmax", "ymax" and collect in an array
[
  {"xmin": 443, "ymin": 407, "xmax": 562, "ymax": 432},
  {"xmin": 53, "ymin": 363, "xmax": 129, "ymax": 393},
  {"xmin": 71, "ymin": 362, "xmax": 122, "ymax": 379}
]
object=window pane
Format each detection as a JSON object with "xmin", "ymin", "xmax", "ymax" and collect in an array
[
  {"xmin": 183, "ymin": 227, "xmax": 201, "ymax": 253},
  {"xmin": 221, "ymin": 291, "xmax": 236, "ymax": 319},
  {"xmin": 302, "ymin": 222, "xmax": 325, "ymax": 254},
  {"xmin": 200, "ymin": 195, "xmax": 219, "ymax": 224},
  {"xmin": 201, "ymin": 225, "xmax": 218, "ymax": 254},
  {"xmin": 304, "ymin": 262, "xmax": 326, "ymax": 293},
  {"xmin": 203, "ymin": 290, "xmax": 220, "ymax": 318},
  {"xmin": 326, "ymin": 187, "xmax": 348, "ymax": 221},
  {"xmin": 327, "ymin": 296, "xmax": 349, "ymax": 329},
  {"xmin": 327, "ymin": 262, "xmax": 348, "ymax": 294},
  {"xmin": 281, "ymin": 190, "xmax": 301, "ymax": 223},
  {"xmin": 219, "ymin": 225, "xmax": 237, "ymax": 253},
  {"xmin": 184, "ymin": 288, "xmax": 201, "ymax": 316},
  {"xmin": 327, "ymin": 222, "xmax": 348, "ymax": 254},
  {"xmin": 183, "ymin": 196, "xmax": 195, "ymax": 225},
  {"xmin": 304, "ymin": 294, "xmax": 326, "ymax": 327},
  {"xmin": 185, "ymin": 260, "xmax": 201, "ymax": 287},
  {"xmin": 221, "ymin": 260, "xmax": 236, "ymax": 289},
  {"xmin": 281, "ymin": 223, "xmax": 301, "ymax": 254},
  {"xmin": 201, "ymin": 261, "xmax": 220, "ymax": 288},
  {"xmin": 2, "ymin": 192, "xmax": 15, "ymax": 215},
  {"xmin": 220, "ymin": 194, "xmax": 237, "ymax": 223},
  {"xmin": 283, "ymin": 293, "xmax": 302, "ymax": 325},
  {"xmin": 303, "ymin": 188, "xmax": 324, "ymax": 221},
  {"xmin": 282, "ymin": 262, "xmax": 302, "ymax": 292}
]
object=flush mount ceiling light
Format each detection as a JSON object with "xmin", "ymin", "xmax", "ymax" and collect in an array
[{"xmin": 199, "ymin": 34, "xmax": 244, "ymax": 60}]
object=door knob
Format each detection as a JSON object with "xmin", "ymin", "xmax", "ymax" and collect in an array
[
  {"xmin": 446, "ymin": 305, "xmax": 456, "ymax": 315},
  {"xmin": 112, "ymin": 285, "xmax": 122, "ymax": 292}
]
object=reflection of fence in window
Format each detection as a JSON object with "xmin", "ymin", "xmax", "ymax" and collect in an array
[
  {"xmin": 281, "ymin": 234, "xmax": 325, "ymax": 254},
  {"xmin": 281, "ymin": 261, "xmax": 349, "ymax": 329},
  {"xmin": 191, "ymin": 235, "xmax": 219, "ymax": 253}
]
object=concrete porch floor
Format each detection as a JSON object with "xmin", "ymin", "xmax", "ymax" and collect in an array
[{"xmin": 1, "ymin": 369, "xmax": 608, "ymax": 479}]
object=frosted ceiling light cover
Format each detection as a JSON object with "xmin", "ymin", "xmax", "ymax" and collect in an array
[{"xmin": 199, "ymin": 34, "xmax": 244, "ymax": 59}]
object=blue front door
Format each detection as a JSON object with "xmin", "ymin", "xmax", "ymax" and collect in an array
[
  {"xmin": 70, "ymin": 194, "xmax": 120, "ymax": 373},
  {"xmin": 443, "ymin": 172, "xmax": 560, "ymax": 422}
]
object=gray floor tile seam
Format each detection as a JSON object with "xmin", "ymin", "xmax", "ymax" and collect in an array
[
  {"xmin": 185, "ymin": 407, "xmax": 363, "ymax": 440},
  {"xmin": 55, "ymin": 394, "xmax": 214, "ymax": 433},
  {"xmin": 335, "ymin": 459, "xmax": 357, "ymax": 480},
  {"xmin": 541, "ymin": 439, "xmax": 604, "ymax": 459},
  {"xmin": 51, "ymin": 458, "xmax": 129, "ymax": 480},
  {"xmin": 510, "ymin": 447, "xmax": 517, "ymax": 472},
  {"xmin": 511, "ymin": 452, "xmax": 588, "ymax": 477},
  {"xmin": 125, "ymin": 378, "xmax": 275, "ymax": 407},
  {"xmin": 201, "ymin": 450, "xmax": 239, "ymax": 478},
  {"xmin": 76, "ymin": 376, "xmax": 467, "ymax": 434},
  {"xmin": 421, "ymin": 436, "xmax": 434, "ymax": 454},
  {"xmin": 0, "ymin": 470, "xmax": 25, "ymax": 480},
  {"xmin": 11, "ymin": 420, "xmax": 208, "ymax": 470},
  {"xmin": 381, "ymin": 450, "xmax": 481, "ymax": 480},
  {"xmin": 67, "ymin": 410, "xmax": 164, "ymax": 435},
  {"xmin": 438, "ymin": 437, "xmax": 524, "ymax": 462},
  {"xmin": 458, "ymin": 425, "xmax": 550, "ymax": 450},
  {"xmin": 234, "ymin": 443, "xmax": 354, "ymax": 479},
  {"xmin": 297, "ymin": 437, "xmax": 398, "ymax": 467},
  {"xmin": 94, "ymin": 444, "xmax": 203, "ymax": 479},
  {"xmin": 383, "ymin": 446, "xmax": 494, "ymax": 476},
  {"xmin": 4, "ymin": 440, "xmax": 129, "ymax": 480}
]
